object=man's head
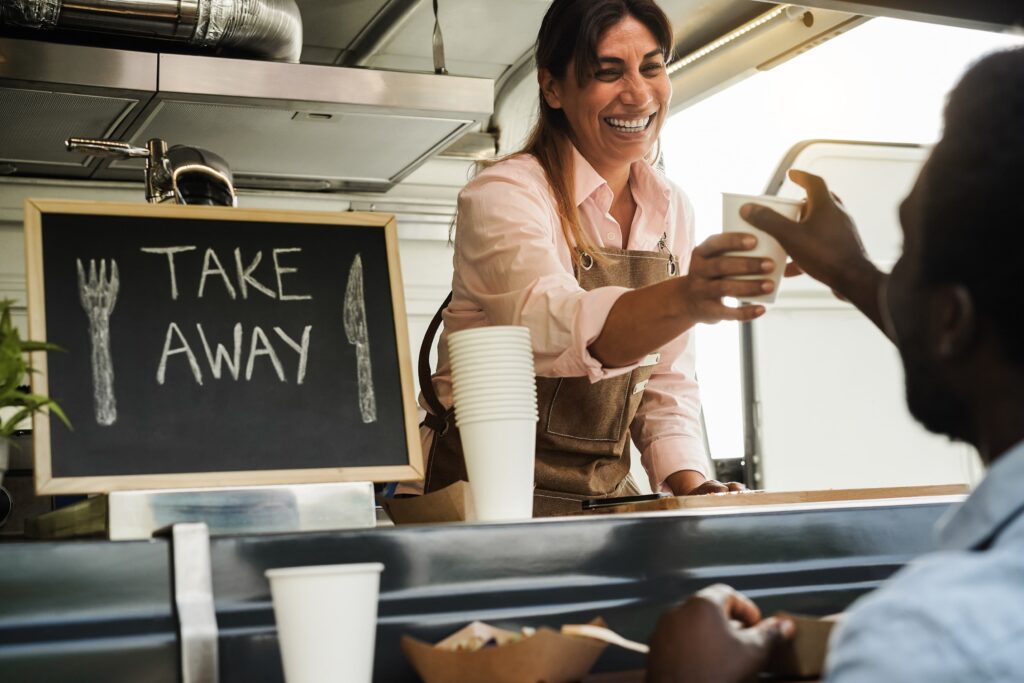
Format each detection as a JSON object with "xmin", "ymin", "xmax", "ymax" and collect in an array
[{"xmin": 886, "ymin": 47, "xmax": 1024, "ymax": 447}]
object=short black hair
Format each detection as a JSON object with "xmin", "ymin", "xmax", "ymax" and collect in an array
[{"xmin": 920, "ymin": 46, "xmax": 1024, "ymax": 366}]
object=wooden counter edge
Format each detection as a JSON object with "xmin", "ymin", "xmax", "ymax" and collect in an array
[{"xmin": 586, "ymin": 484, "xmax": 970, "ymax": 515}]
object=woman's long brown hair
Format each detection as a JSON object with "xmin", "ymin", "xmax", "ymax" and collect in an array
[{"xmin": 481, "ymin": 0, "xmax": 673, "ymax": 267}]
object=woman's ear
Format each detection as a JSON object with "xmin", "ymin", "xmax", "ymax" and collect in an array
[{"xmin": 538, "ymin": 68, "xmax": 563, "ymax": 110}]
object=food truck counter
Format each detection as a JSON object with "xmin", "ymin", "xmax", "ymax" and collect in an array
[{"xmin": 0, "ymin": 492, "xmax": 960, "ymax": 682}]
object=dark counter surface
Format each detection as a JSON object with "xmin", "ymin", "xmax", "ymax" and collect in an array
[{"xmin": 0, "ymin": 496, "xmax": 958, "ymax": 682}]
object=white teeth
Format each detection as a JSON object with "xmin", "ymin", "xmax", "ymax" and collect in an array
[{"xmin": 605, "ymin": 116, "xmax": 651, "ymax": 130}]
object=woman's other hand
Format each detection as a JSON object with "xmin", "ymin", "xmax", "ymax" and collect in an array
[
  {"xmin": 686, "ymin": 479, "xmax": 745, "ymax": 495},
  {"xmin": 647, "ymin": 584, "xmax": 794, "ymax": 683},
  {"xmin": 665, "ymin": 470, "xmax": 745, "ymax": 496},
  {"xmin": 679, "ymin": 234, "xmax": 775, "ymax": 324}
]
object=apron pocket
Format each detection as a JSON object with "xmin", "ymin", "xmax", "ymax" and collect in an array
[{"xmin": 543, "ymin": 373, "xmax": 632, "ymax": 442}]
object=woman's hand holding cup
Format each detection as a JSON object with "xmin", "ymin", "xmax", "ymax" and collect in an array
[{"xmin": 678, "ymin": 233, "xmax": 776, "ymax": 324}]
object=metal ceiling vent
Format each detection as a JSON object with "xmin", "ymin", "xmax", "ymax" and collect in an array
[{"xmin": 0, "ymin": 0, "xmax": 303, "ymax": 62}]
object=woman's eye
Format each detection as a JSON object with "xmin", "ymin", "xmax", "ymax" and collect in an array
[
  {"xmin": 595, "ymin": 69, "xmax": 620, "ymax": 80},
  {"xmin": 642, "ymin": 63, "xmax": 664, "ymax": 74}
]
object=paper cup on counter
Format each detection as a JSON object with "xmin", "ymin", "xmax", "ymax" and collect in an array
[
  {"xmin": 266, "ymin": 563, "xmax": 385, "ymax": 683},
  {"xmin": 721, "ymin": 193, "xmax": 804, "ymax": 304},
  {"xmin": 457, "ymin": 416, "xmax": 537, "ymax": 522}
]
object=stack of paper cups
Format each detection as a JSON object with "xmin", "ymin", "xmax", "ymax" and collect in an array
[{"xmin": 446, "ymin": 326, "xmax": 538, "ymax": 521}]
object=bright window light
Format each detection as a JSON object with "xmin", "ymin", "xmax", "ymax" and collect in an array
[{"xmin": 661, "ymin": 18, "xmax": 1024, "ymax": 460}]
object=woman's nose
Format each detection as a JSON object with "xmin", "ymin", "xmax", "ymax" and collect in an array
[{"xmin": 619, "ymin": 73, "xmax": 653, "ymax": 107}]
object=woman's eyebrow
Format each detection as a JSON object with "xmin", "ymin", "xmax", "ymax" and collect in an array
[{"xmin": 597, "ymin": 49, "xmax": 664, "ymax": 64}]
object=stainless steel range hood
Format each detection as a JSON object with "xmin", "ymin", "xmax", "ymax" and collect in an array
[{"xmin": 0, "ymin": 37, "xmax": 493, "ymax": 192}]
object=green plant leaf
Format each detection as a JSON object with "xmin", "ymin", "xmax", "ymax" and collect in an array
[
  {"xmin": 46, "ymin": 400, "xmax": 72, "ymax": 431},
  {"xmin": 20, "ymin": 341, "xmax": 65, "ymax": 353},
  {"xmin": 0, "ymin": 299, "xmax": 71, "ymax": 433},
  {"xmin": 1, "ymin": 407, "xmax": 33, "ymax": 437}
]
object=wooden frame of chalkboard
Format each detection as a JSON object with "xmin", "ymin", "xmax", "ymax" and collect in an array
[{"xmin": 24, "ymin": 199, "xmax": 424, "ymax": 494}]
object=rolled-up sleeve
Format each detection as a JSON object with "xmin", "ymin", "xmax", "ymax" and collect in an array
[
  {"xmin": 455, "ymin": 173, "xmax": 639, "ymax": 382},
  {"xmin": 631, "ymin": 328, "xmax": 709, "ymax": 490}
]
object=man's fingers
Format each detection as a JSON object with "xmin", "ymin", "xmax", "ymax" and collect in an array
[
  {"xmin": 692, "ymin": 584, "xmax": 757, "ymax": 621},
  {"xmin": 744, "ymin": 616, "xmax": 795, "ymax": 651},
  {"xmin": 788, "ymin": 169, "xmax": 829, "ymax": 197},
  {"xmin": 726, "ymin": 481, "xmax": 746, "ymax": 492},
  {"xmin": 693, "ymin": 583, "xmax": 735, "ymax": 607},
  {"xmin": 694, "ymin": 584, "xmax": 762, "ymax": 627},
  {"xmin": 739, "ymin": 204, "xmax": 797, "ymax": 241}
]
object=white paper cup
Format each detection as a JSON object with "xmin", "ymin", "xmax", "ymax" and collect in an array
[
  {"xmin": 452, "ymin": 379, "xmax": 536, "ymax": 394},
  {"xmin": 448, "ymin": 349, "xmax": 533, "ymax": 362},
  {"xmin": 455, "ymin": 406, "xmax": 539, "ymax": 422},
  {"xmin": 453, "ymin": 397, "xmax": 537, "ymax": 410},
  {"xmin": 458, "ymin": 417, "xmax": 537, "ymax": 521},
  {"xmin": 447, "ymin": 326, "xmax": 530, "ymax": 343},
  {"xmin": 453, "ymin": 401, "xmax": 538, "ymax": 416},
  {"xmin": 449, "ymin": 353, "xmax": 534, "ymax": 366},
  {"xmin": 722, "ymin": 193, "xmax": 804, "ymax": 304},
  {"xmin": 452, "ymin": 385, "xmax": 540, "ymax": 401},
  {"xmin": 450, "ymin": 359, "xmax": 535, "ymax": 374},
  {"xmin": 451, "ymin": 375, "xmax": 537, "ymax": 389},
  {"xmin": 266, "ymin": 563, "xmax": 384, "ymax": 683},
  {"xmin": 447, "ymin": 337, "xmax": 533, "ymax": 350},
  {"xmin": 451, "ymin": 390, "xmax": 537, "ymax": 405}
]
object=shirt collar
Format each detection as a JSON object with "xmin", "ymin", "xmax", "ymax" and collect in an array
[
  {"xmin": 936, "ymin": 439, "xmax": 1024, "ymax": 550},
  {"xmin": 571, "ymin": 145, "xmax": 608, "ymax": 207},
  {"xmin": 570, "ymin": 145, "xmax": 674, "ymax": 249}
]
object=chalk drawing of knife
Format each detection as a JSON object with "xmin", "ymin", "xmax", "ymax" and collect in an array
[{"xmin": 344, "ymin": 253, "xmax": 377, "ymax": 423}]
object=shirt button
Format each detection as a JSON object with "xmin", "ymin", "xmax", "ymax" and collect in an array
[{"xmin": 606, "ymin": 231, "xmax": 616, "ymax": 240}]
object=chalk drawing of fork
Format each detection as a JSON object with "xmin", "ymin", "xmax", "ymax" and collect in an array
[{"xmin": 76, "ymin": 258, "xmax": 120, "ymax": 426}]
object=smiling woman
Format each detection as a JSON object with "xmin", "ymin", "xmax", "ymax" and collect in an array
[{"xmin": 413, "ymin": 0, "xmax": 770, "ymax": 515}]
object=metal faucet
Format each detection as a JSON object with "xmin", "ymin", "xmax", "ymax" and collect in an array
[
  {"xmin": 66, "ymin": 137, "xmax": 236, "ymax": 207},
  {"xmin": 66, "ymin": 138, "xmax": 173, "ymax": 204}
]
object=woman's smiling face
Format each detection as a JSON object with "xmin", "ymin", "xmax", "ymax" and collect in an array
[{"xmin": 541, "ymin": 14, "xmax": 672, "ymax": 174}]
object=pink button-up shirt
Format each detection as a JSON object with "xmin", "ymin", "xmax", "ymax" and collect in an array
[{"xmin": 421, "ymin": 146, "xmax": 710, "ymax": 491}]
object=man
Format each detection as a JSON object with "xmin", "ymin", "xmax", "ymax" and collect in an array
[{"xmin": 647, "ymin": 46, "xmax": 1024, "ymax": 683}]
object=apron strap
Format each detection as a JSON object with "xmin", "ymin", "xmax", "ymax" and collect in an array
[{"xmin": 418, "ymin": 291, "xmax": 453, "ymax": 434}]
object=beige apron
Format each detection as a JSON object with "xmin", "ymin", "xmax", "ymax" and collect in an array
[{"xmin": 419, "ymin": 238, "xmax": 678, "ymax": 516}]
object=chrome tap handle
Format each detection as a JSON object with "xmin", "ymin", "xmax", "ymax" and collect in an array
[
  {"xmin": 65, "ymin": 138, "xmax": 150, "ymax": 159},
  {"xmin": 67, "ymin": 137, "xmax": 174, "ymax": 204}
]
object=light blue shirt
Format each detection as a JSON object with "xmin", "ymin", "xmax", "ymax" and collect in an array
[{"xmin": 825, "ymin": 440, "xmax": 1024, "ymax": 682}]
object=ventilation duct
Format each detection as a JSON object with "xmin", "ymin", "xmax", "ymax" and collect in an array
[{"xmin": 0, "ymin": 0, "xmax": 302, "ymax": 62}]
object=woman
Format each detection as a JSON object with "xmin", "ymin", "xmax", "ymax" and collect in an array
[{"xmin": 417, "ymin": 0, "xmax": 773, "ymax": 516}]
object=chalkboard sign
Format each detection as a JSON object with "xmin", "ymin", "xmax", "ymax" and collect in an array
[{"xmin": 23, "ymin": 199, "xmax": 423, "ymax": 494}]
